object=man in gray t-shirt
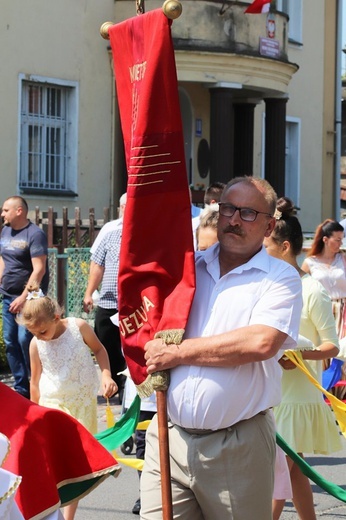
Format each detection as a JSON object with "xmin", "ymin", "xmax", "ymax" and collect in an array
[{"xmin": 0, "ymin": 196, "xmax": 49, "ymax": 398}]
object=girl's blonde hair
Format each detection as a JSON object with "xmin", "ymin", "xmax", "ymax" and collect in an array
[{"xmin": 17, "ymin": 282, "xmax": 63, "ymax": 327}]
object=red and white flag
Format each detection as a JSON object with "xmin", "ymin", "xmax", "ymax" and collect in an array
[
  {"xmin": 108, "ymin": 10, "xmax": 196, "ymax": 395},
  {"xmin": 245, "ymin": 0, "xmax": 271, "ymax": 14}
]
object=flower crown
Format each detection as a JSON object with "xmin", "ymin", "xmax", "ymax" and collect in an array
[{"xmin": 26, "ymin": 289, "xmax": 45, "ymax": 300}]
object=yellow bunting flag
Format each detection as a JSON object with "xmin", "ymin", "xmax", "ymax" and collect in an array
[
  {"xmin": 284, "ymin": 350, "xmax": 346, "ymax": 437},
  {"xmin": 106, "ymin": 399, "xmax": 115, "ymax": 428},
  {"xmin": 116, "ymin": 457, "xmax": 144, "ymax": 471},
  {"xmin": 136, "ymin": 420, "xmax": 150, "ymax": 431},
  {"xmin": 103, "ymin": 399, "xmax": 149, "ymax": 471}
]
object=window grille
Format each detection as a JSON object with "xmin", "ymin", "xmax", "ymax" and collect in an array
[{"xmin": 20, "ymin": 81, "xmax": 71, "ymax": 192}]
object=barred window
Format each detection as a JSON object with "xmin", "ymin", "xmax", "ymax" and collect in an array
[
  {"xmin": 277, "ymin": 0, "xmax": 302, "ymax": 45},
  {"xmin": 19, "ymin": 78, "xmax": 78, "ymax": 195}
]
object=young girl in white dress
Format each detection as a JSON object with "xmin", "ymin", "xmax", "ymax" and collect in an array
[{"xmin": 18, "ymin": 283, "xmax": 118, "ymax": 520}]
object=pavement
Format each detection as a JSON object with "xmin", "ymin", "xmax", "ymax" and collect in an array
[{"xmin": 2, "ymin": 370, "xmax": 346, "ymax": 519}]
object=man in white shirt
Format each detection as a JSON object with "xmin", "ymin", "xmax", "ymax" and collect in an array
[
  {"xmin": 90, "ymin": 193, "xmax": 126, "ymax": 255},
  {"xmin": 141, "ymin": 176, "xmax": 302, "ymax": 520}
]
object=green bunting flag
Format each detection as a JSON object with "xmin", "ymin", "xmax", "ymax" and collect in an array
[
  {"xmin": 277, "ymin": 433, "xmax": 346, "ymax": 503},
  {"xmin": 95, "ymin": 394, "xmax": 141, "ymax": 450}
]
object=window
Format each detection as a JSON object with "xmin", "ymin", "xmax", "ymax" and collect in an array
[
  {"xmin": 19, "ymin": 76, "xmax": 78, "ymax": 195},
  {"xmin": 284, "ymin": 118, "xmax": 301, "ymax": 207},
  {"xmin": 277, "ymin": 0, "xmax": 302, "ymax": 45}
]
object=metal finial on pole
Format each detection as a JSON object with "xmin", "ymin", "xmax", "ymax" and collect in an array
[
  {"xmin": 100, "ymin": 21, "xmax": 113, "ymax": 40},
  {"xmin": 162, "ymin": 0, "xmax": 182, "ymax": 19},
  {"xmin": 100, "ymin": 0, "xmax": 182, "ymax": 39}
]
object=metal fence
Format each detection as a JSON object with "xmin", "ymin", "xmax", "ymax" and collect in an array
[
  {"xmin": 0, "ymin": 207, "xmax": 112, "ymax": 249},
  {"xmin": 0, "ymin": 247, "xmax": 95, "ymax": 370},
  {"xmin": 48, "ymin": 247, "xmax": 96, "ymax": 325}
]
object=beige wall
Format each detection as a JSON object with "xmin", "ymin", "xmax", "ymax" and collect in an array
[
  {"xmin": 322, "ymin": 0, "xmax": 337, "ymax": 220},
  {"xmin": 283, "ymin": 0, "xmax": 334, "ymax": 232},
  {"xmin": 0, "ymin": 0, "xmax": 115, "ymax": 217}
]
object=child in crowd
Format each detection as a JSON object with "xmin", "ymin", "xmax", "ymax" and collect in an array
[
  {"xmin": 196, "ymin": 203, "xmax": 219, "ymax": 251},
  {"xmin": 18, "ymin": 283, "xmax": 118, "ymax": 520}
]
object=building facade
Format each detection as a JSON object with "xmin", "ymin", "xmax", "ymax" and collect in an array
[
  {"xmin": 1, "ymin": 0, "xmax": 118, "ymax": 216},
  {"xmin": 0, "ymin": 0, "xmax": 342, "ymax": 231}
]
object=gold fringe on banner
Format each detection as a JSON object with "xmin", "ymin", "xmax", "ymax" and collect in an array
[{"xmin": 135, "ymin": 328, "xmax": 185, "ymax": 396}]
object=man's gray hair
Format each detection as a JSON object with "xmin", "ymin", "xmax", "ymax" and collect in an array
[{"xmin": 223, "ymin": 176, "xmax": 277, "ymax": 216}]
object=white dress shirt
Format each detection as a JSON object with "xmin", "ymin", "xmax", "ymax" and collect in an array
[{"xmin": 167, "ymin": 244, "xmax": 302, "ymax": 430}]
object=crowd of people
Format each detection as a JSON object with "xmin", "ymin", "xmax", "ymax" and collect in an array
[{"xmin": 0, "ymin": 183, "xmax": 346, "ymax": 519}]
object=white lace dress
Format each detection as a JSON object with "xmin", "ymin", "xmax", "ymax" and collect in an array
[{"xmin": 36, "ymin": 317, "xmax": 100, "ymax": 434}]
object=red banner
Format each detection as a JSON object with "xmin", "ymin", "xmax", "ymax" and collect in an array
[{"xmin": 109, "ymin": 10, "xmax": 195, "ymax": 392}]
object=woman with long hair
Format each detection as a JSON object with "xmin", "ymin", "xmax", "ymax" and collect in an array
[{"xmin": 302, "ymin": 219, "xmax": 346, "ymax": 397}]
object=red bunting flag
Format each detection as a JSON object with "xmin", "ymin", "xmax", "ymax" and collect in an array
[
  {"xmin": 108, "ymin": 10, "xmax": 195, "ymax": 395},
  {"xmin": 0, "ymin": 383, "xmax": 119, "ymax": 519},
  {"xmin": 245, "ymin": 0, "xmax": 271, "ymax": 14}
]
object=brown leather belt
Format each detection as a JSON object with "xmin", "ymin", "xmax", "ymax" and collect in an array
[{"xmin": 176, "ymin": 409, "xmax": 269, "ymax": 435}]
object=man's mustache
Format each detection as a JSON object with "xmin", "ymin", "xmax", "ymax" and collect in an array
[{"xmin": 221, "ymin": 225, "xmax": 244, "ymax": 236}]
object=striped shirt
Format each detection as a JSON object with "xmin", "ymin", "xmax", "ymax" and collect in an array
[{"xmin": 90, "ymin": 228, "xmax": 122, "ymax": 309}]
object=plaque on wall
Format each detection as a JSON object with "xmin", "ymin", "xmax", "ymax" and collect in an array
[{"xmin": 259, "ymin": 37, "xmax": 280, "ymax": 58}]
